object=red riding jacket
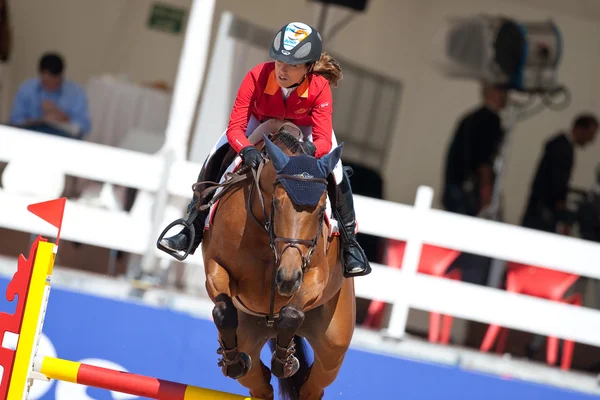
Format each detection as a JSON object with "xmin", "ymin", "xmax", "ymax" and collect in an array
[{"xmin": 226, "ymin": 61, "xmax": 334, "ymax": 158}]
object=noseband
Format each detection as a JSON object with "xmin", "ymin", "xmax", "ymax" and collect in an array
[
  {"xmin": 269, "ymin": 175, "xmax": 326, "ymax": 269},
  {"xmin": 247, "ymin": 159, "xmax": 328, "ymax": 327}
]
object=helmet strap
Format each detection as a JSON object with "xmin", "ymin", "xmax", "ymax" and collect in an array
[{"xmin": 285, "ymin": 75, "xmax": 306, "ymax": 89}]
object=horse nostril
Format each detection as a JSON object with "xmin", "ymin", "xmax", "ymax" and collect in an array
[
  {"xmin": 275, "ymin": 267, "xmax": 303, "ymax": 295},
  {"xmin": 276, "ymin": 268, "xmax": 286, "ymax": 287},
  {"xmin": 292, "ymin": 268, "xmax": 302, "ymax": 283}
]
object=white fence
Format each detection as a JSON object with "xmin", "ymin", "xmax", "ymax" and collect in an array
[{"xmin": 2, "ymin": 125, "xmax": 600, "ymax": 348}]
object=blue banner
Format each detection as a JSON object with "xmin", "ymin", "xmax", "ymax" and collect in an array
[{"xmin": 1, "ymin": 278, "xmax": 597, "ymax": 400}]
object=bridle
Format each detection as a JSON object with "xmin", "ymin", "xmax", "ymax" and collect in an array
[
  {"xmin": 247, "ymin": 157, "xmax": 328, "ymax": 327},
  {"xmin": 189, "ymin": 138, "xmax": 329, "ymax": 327}
]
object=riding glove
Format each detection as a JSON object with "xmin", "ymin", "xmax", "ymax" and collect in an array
[
  {"xmin": 240, "ymin": 146, "xmax": 262, "ymax": 169},
  {"xmin": 301, "ymin": 141, "xmax": 317, "ymax": 156}
]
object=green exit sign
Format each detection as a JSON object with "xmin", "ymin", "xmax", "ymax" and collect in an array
[{"xmin": 148, "ymin": 3, "xmax": 187, "ymax": 34}]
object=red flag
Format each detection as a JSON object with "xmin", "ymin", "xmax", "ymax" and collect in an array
[{"xmin": 27, "ymin": 198, "xmax": 66, "ymax": 244}]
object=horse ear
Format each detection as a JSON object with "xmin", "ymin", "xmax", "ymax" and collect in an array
[
  {"xmin": 262, "ymin": 134, "xmax": 290, "ymax": 172},
  {"xmin": 317, "ymin": 143, "xmax": 344, "ymax": 177}
]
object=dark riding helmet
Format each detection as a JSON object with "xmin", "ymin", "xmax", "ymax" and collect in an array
[{"xmin": 269, "ymin": 22, "xmax": 323, "ymax": 65}]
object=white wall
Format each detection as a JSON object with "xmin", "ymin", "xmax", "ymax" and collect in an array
[
  {"xmin": 6, "ymin": 0, "xmax": 190, "ymax": 109},
  {"xmin": 7, "ymin": 0, "xmax": 600, "ymax": 226},
  {"xmin": 399, "ymin": 0, "xmax": 600, "ymax": 226}
]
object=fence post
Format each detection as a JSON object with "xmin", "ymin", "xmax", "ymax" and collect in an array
[
  {"xmin": 162, "ymin": 0, "xmax": 217, "ymax": 160},
  {"xmin": 138, "ymin": 148, "xmax": 176, "ymax": 282},
  {"xmin": 130, "ymin": 0, "xmax": 217, "ymax": 288},
  {"xmin": 384, "ymin": 185, "xmax": 433, "ymax": 340}
]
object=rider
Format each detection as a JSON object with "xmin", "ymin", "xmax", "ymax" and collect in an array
[{"xmin": 159, "ymin": 22, "xmax": 371, "ymax": 278}]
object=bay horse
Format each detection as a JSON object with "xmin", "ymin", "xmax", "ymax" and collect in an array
[{"xmin": 199, "ymin": 129, "xmax": 356, "ymax": 400}]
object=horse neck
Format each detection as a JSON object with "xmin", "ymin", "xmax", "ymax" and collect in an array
[
  {"xmin": 254, "ymin": 144, "xmax": 299, "ymax": 210},
  {"xmin": 251, "ymin": 162, "xmax": 276, "ymax": 223}
]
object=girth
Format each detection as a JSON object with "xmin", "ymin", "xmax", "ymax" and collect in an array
[{"xmin": 232, "ymin": 296, "xmax": 280, "ymax": 320}]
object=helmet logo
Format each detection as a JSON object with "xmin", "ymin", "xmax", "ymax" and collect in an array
[
  {"xmin": 283, "ymin": 22, "xmax": 312, "ymax": 51},
  {"xmin": 282, "ymin": 50, "xmax": 291, "ymax": 55}
]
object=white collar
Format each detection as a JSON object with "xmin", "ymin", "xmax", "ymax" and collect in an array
[{"xmin": 281, "ymin": 86, "xmax": 293, "ymax": 99}]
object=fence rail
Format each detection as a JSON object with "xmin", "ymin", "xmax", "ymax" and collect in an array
[{"xmin": 2, "ymin": 126, "xmax": 600, "ymax": 347}]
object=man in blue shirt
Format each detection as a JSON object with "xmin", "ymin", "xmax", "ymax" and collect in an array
[{"xmin": 9, "ymin": 52, "xmax": 91, "ymax": 138}]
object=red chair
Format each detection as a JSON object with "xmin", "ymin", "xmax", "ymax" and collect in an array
[
  {"xmin": 364, "ymin": 239, "xmax": 461, "ymax": 344},
  {"xmin": 480, "ymin": 262, "xmax": 581, "ymax": 370}
]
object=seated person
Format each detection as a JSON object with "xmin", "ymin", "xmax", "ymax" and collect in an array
[{"xmin": 9, "ymin": 52, "xmax": 91, "ymax": 138}]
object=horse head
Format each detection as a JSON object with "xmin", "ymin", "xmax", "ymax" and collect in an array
[{"xmin": 261, "ymin": 133, "xmax": 343, "ymax": 297}]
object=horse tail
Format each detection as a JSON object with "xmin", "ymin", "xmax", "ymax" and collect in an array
[{"xmin": 268, "ymin": 335, "xmax": 311, "ymax": 400}]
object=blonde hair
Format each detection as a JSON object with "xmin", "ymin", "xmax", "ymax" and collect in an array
[{"xmin": 312, "ymin": 52, "xmax": 343, "ymax": 87}]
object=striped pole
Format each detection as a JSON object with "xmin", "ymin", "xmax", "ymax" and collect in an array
[
  {"xmin": 1, "ymin": 198, "xmax": 259, "ymax": 400},
  {"xmin": 35, "ymin": 356, "xmax": 253, "ymax": 400},
  {"xmin": 6, "ymin": 239, "xmax": 56, "ymax": 400}
]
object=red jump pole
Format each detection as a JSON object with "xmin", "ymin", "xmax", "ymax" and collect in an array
[{"xmin": 37, "ymin": 356, "xmax": 256, "ymax": 400}]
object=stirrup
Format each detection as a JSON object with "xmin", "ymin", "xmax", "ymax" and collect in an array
[{"xmin": 156, "ymin": 209, "xmax": 198, "ymax": 261}]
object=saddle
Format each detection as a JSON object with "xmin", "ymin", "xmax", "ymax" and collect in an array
[
  {"xmin": 191, "ymin": 120, "xmax": 306, "ymax": 213},
  {"xmin": 194, "ymin": 120, "xmax": 343, "ymax": 237}
]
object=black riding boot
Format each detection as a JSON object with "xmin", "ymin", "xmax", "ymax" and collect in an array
[
  {"xmin": 334, "ymin": 169, "xmax": 372, "ymax": 278},
  {"xmin": 159, "ymin": 145, "xmax": 233, "ymax": 256},
  {"xmin": 159, "ymin": 200, "xmax": 209, "ymax": 255}
]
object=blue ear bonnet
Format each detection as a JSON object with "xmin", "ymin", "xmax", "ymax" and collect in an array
[
  {"xmin": 262, "ymin": 133, "xmax": 343, "ymax": 207},
  {"xmin": 276, "ymin": 153, "xmax": 328, "ymax": 207}
]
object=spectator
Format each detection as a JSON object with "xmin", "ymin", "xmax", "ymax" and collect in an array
[
  {"xmin": 441, "ymin": 83, "xmax": 508, "ymax": 286},
  {"xmin": 522, "ymin": 113, "xmax": 599, "ymax": 235},
  {"xmin": 443, "ymin": 83, "xmax": 507, "ymax": 216},
  {"xmin": 521, "ymin": 113, "xmax": 598, "ymax": 360},
  {"xmin": 9, "ymin": 52, "xmax": 91, "ymax": 138}
]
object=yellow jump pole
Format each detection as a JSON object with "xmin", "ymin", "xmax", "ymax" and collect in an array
[
  {"xmin": 34, "ymin": 356, "xmax": 253, "ymax": 400},
  {"xmin": 0, "ymin": 198, "xmax": 257, "ymax": 400}
]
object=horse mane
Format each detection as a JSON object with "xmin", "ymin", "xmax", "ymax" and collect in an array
[
  {"xmin": 269, "ymin": 129, "xmax": 303, "ymax": 156},
  {"xmin": 191, "ymin": 129, "xmax": 307, "ymax": 210}
]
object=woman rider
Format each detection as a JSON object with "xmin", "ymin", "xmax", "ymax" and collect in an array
[{"xmin": 159, "ymin": 22, "xmax": 371, "ymax": 278}]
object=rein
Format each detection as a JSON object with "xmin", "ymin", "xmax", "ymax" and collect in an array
[
  {"xmin": 194, "ymin": 148, "xmax": 328, "ymax": 327},
  {"xmin": 191, "ymin": 168, "xmax": 253, "ymax": 213},
  {"xmin": 245, "ymin": 160, "xmax": 328, "ymax": 327}
]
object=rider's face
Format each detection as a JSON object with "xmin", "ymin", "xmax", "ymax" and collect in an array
[{"xmin": 274, "ymin": 60, "xmax": 308, "ymax": 88}]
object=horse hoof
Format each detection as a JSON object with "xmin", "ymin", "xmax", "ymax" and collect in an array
[
  {"xmin": 271, "ymin": 354, "xmax": 300, "ymax": 379},
  {"xmin": 221, "ymin": 352, "xmax": 252, "ymax": 379}
]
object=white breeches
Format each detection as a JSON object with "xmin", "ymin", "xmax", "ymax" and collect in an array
[{"xmin": 207, "ymin": 116, "xmax": 344, "ymax": 184}]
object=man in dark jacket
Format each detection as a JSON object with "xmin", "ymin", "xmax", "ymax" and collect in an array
[
  {"xmin": 522, "ymin": 113, "xmax": 598, "ymax": 235},
  {"xmin": 442, "ymin": 83, "xmax": 508, "ymax": 285},
  {"xmin": 522, "ymin": 113, "xmax": 597, "ymax": 360}
]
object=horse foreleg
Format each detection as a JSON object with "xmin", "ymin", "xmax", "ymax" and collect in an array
[
  {"xmin": 300, "ymin": 280, "xmax": 355, "ymax": 400},
  {"xmin": 205, "ymin": 260, "xmax": 251, "ymax": 379},
  {"xmin": 235, "ymin": 313, "xmax": 275, "ymax": 400},
  {"xmin": 300, "ymin": 336, "xmax": 348, "ymax": 400},
  {"xmin": 272, "ymin": 304, "xmax": 305, "ymax": 379}
]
